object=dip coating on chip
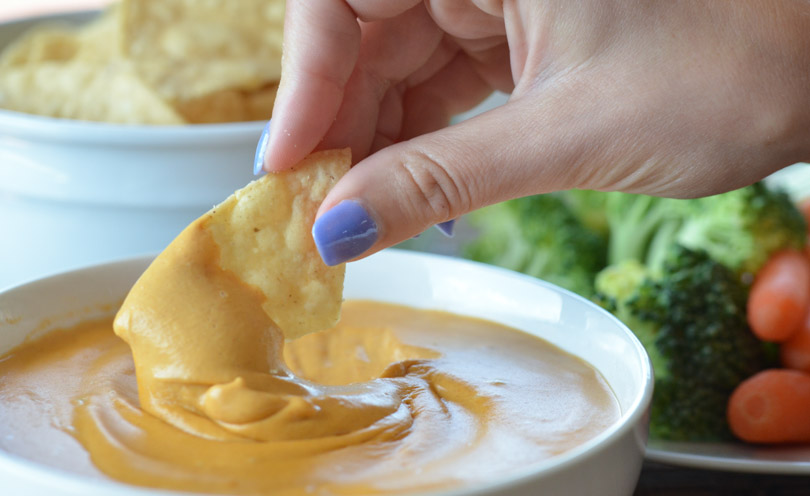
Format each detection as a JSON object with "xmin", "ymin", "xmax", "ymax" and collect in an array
[{"xmin": 112, "ymin": 149, "xmax": 391, "ymax": 441}]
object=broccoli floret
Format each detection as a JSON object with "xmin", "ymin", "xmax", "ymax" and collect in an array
[
  {"xmin": 594, "ymin": 260, "xmax": 667, "ymax": 375},
  {"xmin": 674, "ymin": 182, "xmax": 806, "ymax": 277},
  {"xmin": 465, "ymin": 194, "xmax": 607, "ymax": 297},
  {"xmin": 650, "ymin": 378, "xmax": 733, "ymax": 441},
  {"xmin": 558, "ymin": 189, "xmax": 610, "ymax": 239},
  {"xmin": 570, "ymin": 183, "xmax": 806, "ymax": 278},
  {"xmin": 602, "ymin": 193, "xmax": 687, "ymax": 269},
  {"xmin": 596, "ymin": 246, "xmax": 772, "ymax": 441},
  {"xmin": 464, "ymin": 182, "xmax": 803, "ymax": 442}
]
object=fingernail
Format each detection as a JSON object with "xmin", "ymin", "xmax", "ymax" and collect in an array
[
  {"xmin": 435, "ymin": 220, "xmax": 455, "ymax": 237},
  {"xmin": 312, "ymin": 200, "xmax": 378, "ymax": 266},
  {"xmin": 253, "ymin": 120, "xmax": 271, "ymax": 176}
]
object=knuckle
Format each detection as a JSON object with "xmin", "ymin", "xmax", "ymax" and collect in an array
[{"xmin": 395, "ymin": 149, "xmax": 469, "ymax": 222}]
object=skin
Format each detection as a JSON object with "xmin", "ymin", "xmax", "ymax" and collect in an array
[{"xmin": 261, "ymin": 0, "xmax": 810, "ymax": 261}]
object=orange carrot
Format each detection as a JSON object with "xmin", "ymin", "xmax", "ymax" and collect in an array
[
  {"xmin": 727, "ymin": 369, "xmax": 810, "ymax": 443},
  {"xmin": 805, "ymin": 234, "xmax": 810, "ymax": 262},
  {"xmin": 747, "ymin": 250, "xmax": 810, "ymax": 342},
  {"xmin": 781, "ymin": 307, "xmax": 810, "ymax": 373}
]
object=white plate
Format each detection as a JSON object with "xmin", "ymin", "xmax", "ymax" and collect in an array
[
  {"xmin": 643, "ymin": 162, "xmax": 810, "ymax": 476},
  {"xmin": 646, "ymin": 440, "xmax": 810, "ymax": 475}
]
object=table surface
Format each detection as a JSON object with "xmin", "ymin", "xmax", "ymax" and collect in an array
[{"xmin": 634, "ymin": 461, "xmax": 809, "ymax": 496}]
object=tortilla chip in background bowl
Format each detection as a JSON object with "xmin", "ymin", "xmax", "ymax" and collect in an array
[
  {"xmin": 119, "ymin": 0, "xmax": 284, "ymax": 102},
  {"xmin": 0, "ymin": 60, "xmax": 185, "ymax": 124},
  {"xmin": 173, "ymin": 83, "xmax": 278, "ymax": 124},
  {"xmin": 0, "ymin": 0, "xmax": 285, "ymax": 124},
  {"xmin": 0, "ymin": 5, "xmax": 287, "ymax": 289}
]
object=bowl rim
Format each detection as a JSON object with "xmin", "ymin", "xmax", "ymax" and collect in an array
[
  {"xmin": 0, "ymin": 9, "xmax": 268, "ymax": 144},
  {"xmin": 0, "ymin": 249, "xmax": 654, "ymax": 496}
]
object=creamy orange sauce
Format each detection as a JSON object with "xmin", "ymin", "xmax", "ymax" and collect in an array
[{"xmin": 0, "ymin": 298, "xmax": 620, "ymax": 495}]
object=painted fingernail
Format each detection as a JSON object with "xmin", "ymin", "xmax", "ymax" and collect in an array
[
  {"xmin": 253, "ymin": 120, "xmax": 271, "ymax": 176},
  {"xmin": 312, "ymin": 200, "xmax": 378, "ymax": 266},
  {"xmin": 435, "ymin": 220, "xmax": 455, "ymax": 237}
]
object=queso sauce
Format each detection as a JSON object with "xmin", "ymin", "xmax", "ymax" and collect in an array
[
  {"xmin": 0, "ymin": 301, "xmax": 620, "ymax": 495},
  {"xmin": 0, "ymin": 220, "xmax": 620, "ymax": 495}
]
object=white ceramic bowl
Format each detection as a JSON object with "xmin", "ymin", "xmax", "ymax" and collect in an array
[
  {"xmin": 0, "ymin": 250, "xmax": 653, "ymax": 496},
  {"xmin": 0, "ymin": 11, "xmax": 263, "ymax": 289}
]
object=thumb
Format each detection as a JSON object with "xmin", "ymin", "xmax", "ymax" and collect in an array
[{"xmin": 310, "ymin": 85, "xmax": 621, "ymax": 266}]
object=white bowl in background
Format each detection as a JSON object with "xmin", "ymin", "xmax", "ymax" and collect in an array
[
  {"xmin": 0, "ymin": 249, "xmax": 653, "ymax": 496},
  {"xmin": 0, "ymin": 11, "xmax": 514, "ymax": 291},
  {"xmin": 0, "ymin": 11, "xmax": 263, "ymax": 289}
]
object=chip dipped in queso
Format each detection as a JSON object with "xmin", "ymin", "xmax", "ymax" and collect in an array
[{"xmin": 0, "ymin": 150, "xmax": 622, "ymax": 495}]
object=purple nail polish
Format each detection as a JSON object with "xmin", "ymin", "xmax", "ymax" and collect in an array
[
  {"xmin": 312, "ymin": 200, "xmax": 378, "ymax": 266},
  {"xmin": 253, "ymin": 120, "xmax": 271, "ymax": 176},
  {"xmin": 435, "ymin": 220, "xmax": 455, "ymax": 237}
]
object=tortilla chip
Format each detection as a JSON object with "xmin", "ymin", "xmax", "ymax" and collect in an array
[
  {"xmin": 174, "ymin": 83, "xmax": 277, "ymax": 124},
  {"xmin": 243, "ymin": 84, "xmax": 279, "ymax": 121},
  {"xmin": 0, "ymin": 1, "xmax": 284, "ymax": 124},
  {"xmin": 73, "ymin": 6, "xmax": 123, "ymax": 62},
  {"xmin": 0, "ymin": 25, "xmax": 80, "ymax": 68},
  {"xmin": 0, "ymin": 7, "xmax": 120, "ymax": 69},
  {"xmin": 206, "ymin": 149, "xmax": 350, "ymax": 339},
  {"xmin": 119, "ymin": 0, "xmax": 284, "ymax": 101},
  {"xmin": 0, "ymin": 61, "xmax": 184, "ymax": 124}
]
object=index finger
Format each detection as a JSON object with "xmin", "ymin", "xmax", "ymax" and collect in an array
[
  {"xmin": 261, "ymin": 0, "xmax": 422, "ymax": 172},
  {"xmin": 260, "ymin": 0, "xmax": 361, "ymax": 172}
]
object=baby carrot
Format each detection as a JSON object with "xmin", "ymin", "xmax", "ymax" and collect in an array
[
  {"xmin": 805, "ymin": 234, "xmax": 810, "ymax": 262},
  {"xmin": 747, "ymin": 250, "xmax": 810, "ymax": 342},
  {"xmin": 727, "ymin": 369, "xmax": 810, "ymax": 444},
  {"xmin": 781, "ymin": 307, "xmax": 810, "ymax": 373}
]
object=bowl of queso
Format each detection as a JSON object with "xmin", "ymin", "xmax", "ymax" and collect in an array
[{"xmin": 0, "ymin": 249, "xmax": 653, "ymax": 496}]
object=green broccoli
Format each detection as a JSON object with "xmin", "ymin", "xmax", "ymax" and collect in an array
[
  {"xmin": 674, "ymin": 182, "xmax": 806, "ymax": 276},
  {"xmin": 595, "ymin": 246, "xmax": 774, "ymax": 441},
  {"xmin": 463, "ymin": 181, "xmax": 804, "ymax": 442},
  {"xmin": 465, "ymin": 194, "xmax": 607, "ymax": 298},
  {"xmin": 558, "ymin": 189, "xmax": 610, "ymax": 239},
  {"xmin": 600, "ymin": 193, "xmax": 686, "ymax": 269},
  {"xmin": 588, "ymin": 183, "xmax": 806, "ymax": 277}
]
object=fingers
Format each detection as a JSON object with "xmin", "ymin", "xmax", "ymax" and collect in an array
[
  {"xmin": 317, "ymin": 5, "xmax": 444, "ymax": 160},
  {"xmin": 345, "ymin": 0, "xmax": 421, "ymax": 21},
  {"xmin": 260, "ymin": 0, "xmax": 361, "ymax": 172},
  {"xmin": 310, "ymin": 81, "xmax": 603, "ymax": 265},
  {"xmin": 310, "ymin": 60, "xmax": 676, "ymax": 266},
  {"xmin": 367, "ymin": 48, "xmax": 499, "ymax": 155},
  {"xmin": 261, "ymin": 0, "xmax": 443, "ymax": 173},
  {"xmin": 425, "ymin": 0, "xmax": 506, "ymax": 39},
  {"xmin": 399, "ymin": 50, "xmax": 495, "ymax": 141},
  {"xmin": 312, "ymin": 107, "xmax": 515, "ymax": 266},
  {"xmin": 261, "ymin": 0, "xmax": 512, "ymax": 173}
]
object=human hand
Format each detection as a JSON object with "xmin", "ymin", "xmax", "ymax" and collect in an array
[{"xmin": 255, "ymin": 0, "xmax": 810, "ymax": 266}]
